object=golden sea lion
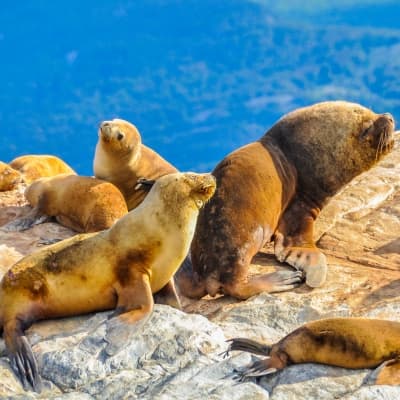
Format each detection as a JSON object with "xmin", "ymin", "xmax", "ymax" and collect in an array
[
  {"xmin": 93, "ymin": 118, "xmax": 177, "ymax": 210},
  {"xmin": 9, "ymin": 155, "xmax": 76, "ymax": 183},
  {"xmin": 225, "ymin": 318, "xmax": 400, "ymax": 385},
  {"xmin": 2, "ymin": 174, "xmax": 128, "ymax": 233},
  {"xmin": 176, "ymin": 101, "xmax": 395, "ymax": 299},
  {"xmin": 0, "ymin": 161, "xmax": 23, "ymax": 191},
  {"xmin": 0, "ymin": 172, "xmax": 216, "ymax": 392}
]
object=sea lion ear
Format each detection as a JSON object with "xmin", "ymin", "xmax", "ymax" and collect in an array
[{"xmin": 135, "ymin": 178, "xmax": 156, "ymax": 191}]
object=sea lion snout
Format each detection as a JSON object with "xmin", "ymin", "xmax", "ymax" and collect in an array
[
  {"xmin": 189, "ymin": 173, "xmax": 217, "ymax": 199},
  {"xmin": 99, "ymin": 121, "xmax": 113, "ymax": 139},
  {"xmin": 361, "ymin": 113, "xmax": 395, "ymax": 154},
  {"xmin": 382, "ymin": 112, "xmax": 394, "ymax": 124}
]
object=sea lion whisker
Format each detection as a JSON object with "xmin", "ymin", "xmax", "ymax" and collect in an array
[{"xmin": 374, "ymin": 131, "xmax": 382, "ymax": 161}]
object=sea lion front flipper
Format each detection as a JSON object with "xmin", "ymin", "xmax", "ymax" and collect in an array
[
  {"xmin": 153, "ymin": 279, "xmax": 182, "ymax": 310},
  {"xmin": 365, "ymin": 358, "xmax": 400, "ymax": 385},
  {"xmin": 1, "ymin": 208, "xmax": 52, "ymax": 232},
  {"xmin": 105, "ymin": 272, "xmax": 154, "ymax": 356},
  {"xmin": 274, "ymin": 197, "xmax": 327, "ymax": 288},
  {"xmin": 4, "ymin": 321, "xmax": 43, "ymax": 393}
]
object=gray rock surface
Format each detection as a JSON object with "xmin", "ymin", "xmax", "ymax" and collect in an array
[{"xmin": 0, "ymin": 142, "xmax": 399, "ymax": 399}]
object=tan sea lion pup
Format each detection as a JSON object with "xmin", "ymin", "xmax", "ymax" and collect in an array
[
  {"xmin": 0, "ymin": 161, "xmax": 23, "ymax": 191},
  {"xmin": 2, "ymin": 174, "xmax": 128, "ymax": 232},
  {"xmin": 225, "ymin": 317, "xmax": 400, "ymax": 385},
  {"xmin": 0, "ymin": 172, "xmax": 216, "ymax": 392},
  {"xmin": 176, "ymin": 101, "xmax": 395, "ymax": 299},
  {"xmin": 94, "ymin": 118, "xmax": 177, "ymax": 210},
  {"xmin": 9, "ymin": 154, "xmax": 76, "ymax": 183}
]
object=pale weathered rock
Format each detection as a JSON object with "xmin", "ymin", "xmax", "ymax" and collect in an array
[{"xmin": 0, "ymin": 141, "xmax": 399, "ymax": 399}]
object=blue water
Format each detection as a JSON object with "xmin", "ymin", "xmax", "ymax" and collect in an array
[{"xmin": 1, "ymin": 0, "xmax": 399, "ymax": 174}]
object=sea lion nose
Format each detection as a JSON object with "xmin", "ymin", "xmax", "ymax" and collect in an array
[
  {"xmin": 100, "ymin": 121, "xmax": 112, "ymax": 136},
  {"xmin": 382, "ymin": 113, "xmax": 394, "ymax": 124},
  {"xmin": 101, "ymin": 121, "xmax": 111, "ymax": 129}
]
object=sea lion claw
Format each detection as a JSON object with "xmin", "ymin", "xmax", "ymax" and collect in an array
[{"xmin": 10, "ymin": 336, "xmax": 43, "ymax": 393}]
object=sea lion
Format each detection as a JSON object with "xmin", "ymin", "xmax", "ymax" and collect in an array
[
  {"xmin": 9, "ymin": 155, "xmax": 76, "ymax": 184},
  {"xmin": 0, "ymin": 172, "xmax": 216, "ymax": 392},
  {"xmin": 2, "ymin": 174, "xmax": 128, "ymax": 233},
  {"xmin": 0, "ymin": 161, "xmax": 23, "ymax": 191},
  {"xmin": 93, "ymin": 118, "xmax": 178, "ymax": 210},
  {"xmin": 225, "ymin": 317, "xmax": 400, "ymax": 385},
  {"xmin": 176, "ymin": 101, "xmax": 395, "ymax": 299}
]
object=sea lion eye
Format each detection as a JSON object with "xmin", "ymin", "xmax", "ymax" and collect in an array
[
  {"xmin": 117, "ymin": 132, "xmax": 124, "ymax": 141},
  {"xmin": 360, "ymin": 120, "xmax": 373, "ymax": 139}
]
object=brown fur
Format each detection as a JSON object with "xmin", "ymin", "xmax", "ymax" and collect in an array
[
  {"xmin": 0, "ymin": 161, "xmax": 22, "ymax": 191},
  {"xmin": 9, "ymin": 155, "xmax": 76, "ymax": 183},
  {"xmin": 23, "ymin": 174, "xmax": 128, "ymax": 232},
  {"xmin": 176, "ymin": 101, "xmax": 395, "ymax": 299},
  {"xmin": 0, "ymin": 172, "xmax": 216, "ymax": 392},
  {"xmin": 227, "ymin": 318, "xmax": 400, "ymax": 384},
  {"xmin": 93, "ymin": 118, "xmax": 177, "ymax": 210}
]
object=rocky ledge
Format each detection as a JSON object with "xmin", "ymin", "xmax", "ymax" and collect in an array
[{"xmin": 0, "ymin": 143, "xmax": 399, "ymax": 399}]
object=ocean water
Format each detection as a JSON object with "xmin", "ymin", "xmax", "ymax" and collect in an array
[{"xmin": 1, "ymin": 0, "xmax": 399, "ymax": 174}]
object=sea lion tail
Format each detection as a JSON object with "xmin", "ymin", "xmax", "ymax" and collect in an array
[
  {"xmin": 174, "ymin": 255, "xmax": 207, "ymax": 299},
  {"xmin": 226, "ymin": 338, "xmax": 272, "ymax": 357}
]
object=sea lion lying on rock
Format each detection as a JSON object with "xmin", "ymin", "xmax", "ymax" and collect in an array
[
  {"xmin": 94, "ymin": 118, "xmax": 177, "ymax": 210},
  {"xmin": 9, "ymin": 155, "xmax": 76, "ymax": 183},
  {"xmin": 176, "ymin": 101, "xmax": 395, "ymax": 299},
  {"xmin": 225, "ymin": 317, "xmax": 400, "ymax": 385},
  {"xmin": 2, "ymin": 174, "xmax": 128, "ymax": 233},
  {"xmin": 0, "ymin": 172, "xmax": 216, "ymax": 392}
]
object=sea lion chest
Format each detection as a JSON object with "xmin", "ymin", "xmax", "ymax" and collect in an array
[{"xmin": 149, "ymin": 214, "xmax": 197, "ymax": 293}]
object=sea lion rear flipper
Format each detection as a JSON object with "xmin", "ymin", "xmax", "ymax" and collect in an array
[
  {"xmin": 225, "ymin": 270, "xmax": 303, "ymax": 299},
  {"xmin": 154, "ymin": 279, "xmax": 182, "ymax": 309},
  {"xmin": 225, "ymin": 338, "xmax": 271, "ymax": 357},
  {"xmin": 233, "ymin": 358, "xmax": 279, "ymax": 382},
  {"xmin": 105, "ymin": 272, "xmax": 154, "ymax": 356},
  {"xmin": 365, "ymin": 358, "xmax": 400, "ymax": 385}
]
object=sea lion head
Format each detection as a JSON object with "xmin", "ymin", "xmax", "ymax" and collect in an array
[
  {"xmin": 98, "ymin": 118, "xmax": 142, "ymax": 156},
  {"xmin": 153, "ymin": 172, "xmax": 217, "ymax": 211},
  {"xmin": 268, "ymin": 101, "xmax": 395, "ymax": 204},
  {"xmin": 357, "ymin": 111, "xmax": 395, "ymax": 159},
  {"xmin": 0, "ymin": 162, "xmax": 22, "ymax": 191},
  {"xmin": 24, "ymin": 177, "xmax": 46, "ymax": 206}
]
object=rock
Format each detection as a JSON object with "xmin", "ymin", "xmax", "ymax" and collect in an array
[{"xmin": 0, "ymin": 142, "xmax": 399, "ymax": 399}]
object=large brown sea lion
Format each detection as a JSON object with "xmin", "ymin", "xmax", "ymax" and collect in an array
[
  {"xmin": 225, "ymin": 318, "xmax": 400, "ymax": 385},
  {"xmin": 176, "ymin": 101, "xmax": 395, "ymax": 299},
  {"xmin": 9, "ymin": 155, "xmax": 76, "ymax": 183},
  {"xmin": 2, "ymin": 174, "xmax": 128, "ymax": 233},
  {"xmin": 93, "ymin": 118, "xmax": 177, "ymax": 210},
  {"xmin": 0, "ymin": 172, "xmax": 216, "ymax": 392}
]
